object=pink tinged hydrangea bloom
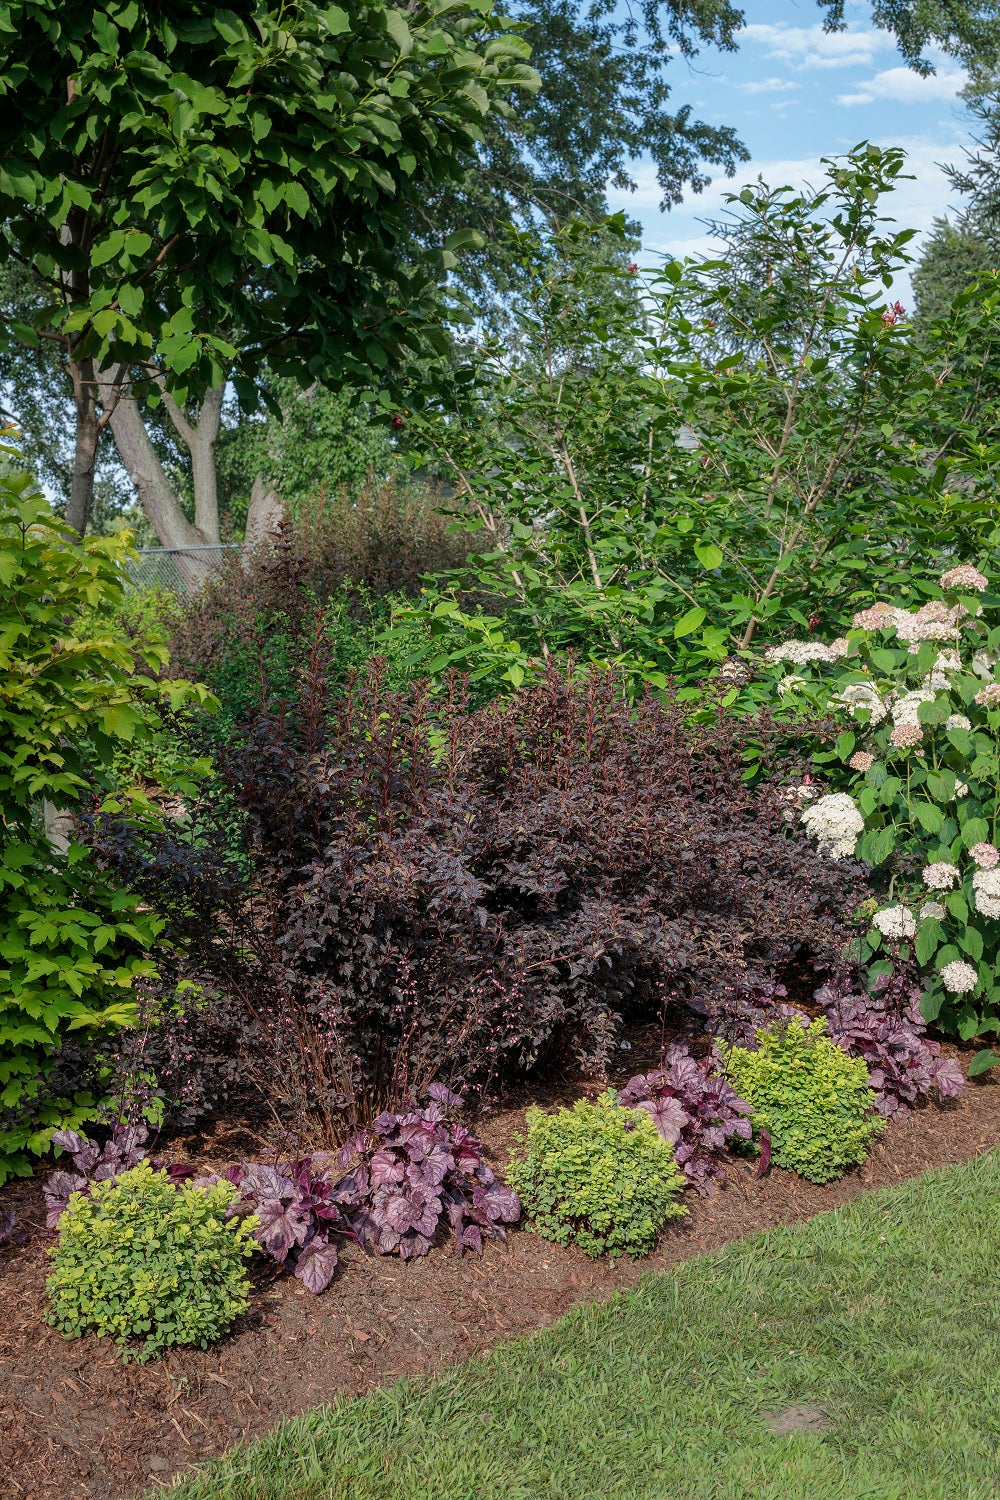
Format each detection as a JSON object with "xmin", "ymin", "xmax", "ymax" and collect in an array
[
  {"xmin": 852, "ymin": 603, "xmax": 896, "ymax": 630},
  {"xmin": 975, "ymin": 684, "xmax": 1000, "ymax": 708},
  {"xmin": 890, "ymin": 721, "xmax": 923, "ymax": 748},
  {"xmin": 946, "ymin": 713, "xmax": 971, "ymax": 731},
  {"xmin": 922, "ymin": 862, "xmax": 959, "ymax": 890},
  {"xmin": 828, "ymin": 636, "xmax": 851, "ymax": 658},
  {"xmin": 940, "ymin": 960, "xmax": 979, "ymax": 994},
  {"xmin": 940, "ymin": 564, "xmax": 988, "ymax": 592},
  {"xmin": 849, "ymin": 751, "xmax": 874, "ymax": 773},
  {"xmin": 970, "ymin": 842, "xmax": 1000, "ymax": 869}
]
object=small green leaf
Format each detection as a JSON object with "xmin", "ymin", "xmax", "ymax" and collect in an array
[
  {"xmin": 694, "ymin": 540, "xmax": 723, "ymax": 570},
  {"xmin": 673, "ymin": 606, "xmax": 706, "ymax": 639},
  {"xmin": 968, "ymin": 1049, "xmax": 998, "ymax": 1077}
]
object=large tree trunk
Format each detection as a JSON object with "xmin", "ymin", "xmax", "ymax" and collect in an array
[
  {"xmin": 65, "ymin": 356, "xmax": 99, "ymax": 536},
  {"xmin": 244, "ymin": 473, "xmax": 284, "ymax": 555},
  {"xmin": 99, "ymin": 369, "xmax": 227, "ymax": 589}
]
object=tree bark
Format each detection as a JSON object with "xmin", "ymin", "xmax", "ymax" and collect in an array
[
  {"xmin": 244, "ymin": 472, "xmax": 284, "ymax": 555},
  {"xmin": 65, "ymin": 356, "xmax": 99, "ymax": 536},
  {"xmin": 98, "ymin": 370, "xmax": 228, "ymax": 589}
]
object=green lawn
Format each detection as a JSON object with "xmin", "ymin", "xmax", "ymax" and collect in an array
[{"xmin": 169, "ymin": 1152, "xmax": 1000, "ymax": 1500}]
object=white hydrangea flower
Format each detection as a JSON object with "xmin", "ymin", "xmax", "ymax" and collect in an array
[
  {"xmin": 955, "ymin": 781, "xmax": 970, "ymax": 799},
  {"xmin": 891, "ymin": 689, "xmax": 936, "ymax": 725},
  {"xmin": 799, "ymin": 792, "xmax": 865, "ymax": 860},
  {"xmin": 765, "ymin": 641, "xmax": 835, "ymax": 665},
  {"xmin": 919, "ymin": 900, "xmax": 947, "ymax": 921},
  {"xmin": 872, "ymin": 905, "xmax": 917, "ymax": 940},
  {"xmin": 970, "ymin": 843, "xmax": 1000, "ymax": 869},
  {"xmin": 972, "ymin": 649, "xmax": 1000, "ymax": 679},
  {"xmin": 940, "ymin": 564, "xmax": 988, "ymax": 592},
  {"xmin": 972, "ymin": 868, "xmax": 1000, "ymax": 918},
  {"xmin": 776, "ymin": 673, "xmax": 806, "ymax": 696},
  {"xmin": 837, "ymin": 681, "xmax": 887, "ymax": 724},
  {"xmin": 946, "ymin": 713, "xmax": 971, "ymax": 731},
  {"xmin": 922, "ymin": 862, "xmax": 959, "ymax": 890},
  {"xmin": 940, "ymin": 960, "xmax": 979, "ymax": 994},
  {"xmin": 934, "ymin": 649, "xmax": 962, "ymax": 673}
]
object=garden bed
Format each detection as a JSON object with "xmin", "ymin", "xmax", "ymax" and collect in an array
[{"xmin": 1, "ymin": 1029, "xmax": 997, "ymax": 1500}]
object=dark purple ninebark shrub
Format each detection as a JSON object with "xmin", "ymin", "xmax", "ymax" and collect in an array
[
  {"xmin": 819, "ymin": 973, "xmax": 965, "ymax": 1120},
  {"xmin": 91, "ymin": 665, "xmax": 866, "ymax": 1139},
  {"xmin": 618, "ymin": 1047, "xmax": 754, "ymax": 1193}
]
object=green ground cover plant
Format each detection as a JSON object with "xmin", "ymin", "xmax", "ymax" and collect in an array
[
  {"xmin": 165, "ymin": 1148, "xmax": 1000, "ymax": 1500},
  {"xmin": 47, "ymin": 1162, "xmax": 256, "ymax": 1363},
  {"xmin": 508, "ymin": 1094, "xmax": 687, "ymax": 1257},
  {"xmin": 721, "ymin": 1019, "xmax": 885, "ymax": 1183}
]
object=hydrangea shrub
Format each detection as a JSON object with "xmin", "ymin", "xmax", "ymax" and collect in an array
[
  {"xmin": 759, "ymin": 565, "xmax": 1000, "ymax": 1069},
  {"xmin": 508, "ymin": 1093, "xmax": 687, "ymax": 1257},
  {"xmin": 721, "ymin": 1019, "xmax": 885, "ymax": 1183},
  {"xmin": 46, "ymin": 1163, "xmax": 256, "ymax": 1362}
]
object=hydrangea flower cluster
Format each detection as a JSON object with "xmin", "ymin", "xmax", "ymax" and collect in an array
[
  {"xmin": 799, "ymin": 791, "xmax": 865, "ymax": 859},
  {"xmin": 762, "ymin": 562, "xmax": 1000, "ymax": 1045}
]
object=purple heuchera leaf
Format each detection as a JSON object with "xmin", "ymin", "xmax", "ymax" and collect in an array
[
  {"xmin": 618, "ymin": 1045, "xmax": 754, "ymax": 1194},
  {"xmin": 427, "ymin": 1083, "xmax": 464, "ymax": 1109},
  {"xmin": 254, "ymin": 1198, "xmax": 312, "ymax": 1261},
  {"xmin": 820, "ymin": 972, "xmax": 966, "ymax": 1119},
  {"xmin": 293, "ymin": 1238, "xmax": 339, "ymax": 1293}
]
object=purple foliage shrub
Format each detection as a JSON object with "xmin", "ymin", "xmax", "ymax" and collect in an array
[
  {"xmin": 819, "ymin": 973, "xmax": 965, "ymax": 1120},
  {"xmin": 90, "ymin": 664, "xmax": 865, "ymax": 1141},
  {"xmin": 618, "ymin": 1046, "xmax": 754, "ymax": 1192}
]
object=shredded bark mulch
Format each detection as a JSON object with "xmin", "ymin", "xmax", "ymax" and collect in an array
[{"xmin": 3, "ymin": 1039, "xmax": 998, "ymax": 1500}]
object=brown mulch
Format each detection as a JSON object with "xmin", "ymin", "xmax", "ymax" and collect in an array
[{"xmin": 2, "ymin": 1037, "xmax": 999, "ymax": 1500}]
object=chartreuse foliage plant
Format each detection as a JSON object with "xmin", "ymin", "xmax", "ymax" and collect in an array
[
  {"xmin": 0, "ymin": 464, "xmax": 212, "ymax": 1184},
  {"xmin": 47, "ymin": 1163, "xmax": 256, "ymax": 1362},
  {"xmin": 760, "ymin": 563, "xmax": 1000, "ymax": 1069},
  {"xmin": 721, "ymin": 1020, "xmax": 884, "ymax": 1184},
  {"xmin": 167, "ymin": 1152, "xmax": 1000, "ymax": 1500},
  {"xmin": 508, "ymin": 1094, "xmax": 687, "ymax": 1258}
]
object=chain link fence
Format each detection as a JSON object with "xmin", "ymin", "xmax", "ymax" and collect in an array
[{"xmin": 127, "ymin": 544, "xmax": 240, "ymax": 593}]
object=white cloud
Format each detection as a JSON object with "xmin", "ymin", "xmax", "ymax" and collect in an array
[
  {"xmin": 741, "ymin": 76, "xmax": 800, "ymax": 95},
  {"xmin": 739, "ymin": 22, "xmax": 892, "ymax": 69},
  {"xmin": 838, "ymin": 64, "xmax": 966, "ymax": 106}
]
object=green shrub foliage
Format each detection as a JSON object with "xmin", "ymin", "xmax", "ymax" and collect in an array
[
  {"xmin": 722, "ymin": 1019, "xmax": 885, "ymax": 1184},
  {"xmin": 508, "ymin": 1094, "xmax": 687, "ymax": 1257},
  {"xmin": 46, "ymin": 1162, "xmax": 256, "ymax": 1362},
  {"xmin": 0, "ymin": 468, "xmax": 210, "ymax": 1183}
]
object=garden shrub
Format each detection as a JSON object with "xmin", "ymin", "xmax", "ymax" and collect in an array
[
  {"xmin": 91, "ymin": 665, "xmax": 866, "ymax": 1139},
  {"xmin": 508, "ymin": 1093, "xmax": 687, "ymax": 1257},
  {"xmin": 46, "ymin": 1162, "xmax": 256, "ymax": 1362},
  {"xmin": 721, "ymin": 1019, "xmax": 885, "ymax": 1183},
  {"xmin": 758, "ymin": 563, "xmax": 1000, "ymax": 1067},
  {"xmin": 0, "ymin": 470, "xmax": 209, "ymax": 1184}
]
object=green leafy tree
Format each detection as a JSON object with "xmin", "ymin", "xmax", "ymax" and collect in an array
[
  {"xmin": 911, "ymin": 217, "xmax": 998, "ymax": 325},
  {"xmin": 0, "ymin": 0, "xmax": 535, "ymax": 567},
  {"xmin": 0, "ymin": 450, "xmax": 211, "ymax": 1183},
  {"xmin": 398, "ymin": 147, "xmax": 999, "ymax": 695}
]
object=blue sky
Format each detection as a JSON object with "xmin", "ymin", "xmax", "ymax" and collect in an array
[{"xmin": 604, "ymin": 0, "xmax": 975, "ymax": 301}]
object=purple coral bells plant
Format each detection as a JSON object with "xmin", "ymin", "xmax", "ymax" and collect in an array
[
  {"xmin": 819, "ymin": 976, "xmax": 965, "ymax": 1121},
  {"xmin": 618, "ymin": 1046, "xmax": 754, "ymax": 1193},
  {"xmin": 334, "ymin": 1084, "xmax": 520, "ymax": 1260}
]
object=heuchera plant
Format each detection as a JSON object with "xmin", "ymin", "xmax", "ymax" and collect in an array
[
  {"xmin": 819, "ymin": 975, "xmax": 965, "ymax": 1121},
  {"xmin": 333, "ymin": 1084, "xmax": 520, "ymax": 1260},
  {"xmin": 43, "ymin": 1090, "xmax": 520, "ymax": 1294},
  {"xmin": 618, "ymin": 1046, "xmax": 754, "ymax": 1193}
]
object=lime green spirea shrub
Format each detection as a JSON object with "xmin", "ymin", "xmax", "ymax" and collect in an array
[
  {"xmin": 46, "ymin": 1163, "xmax": 257, "ymax": 1362},
  {"xmin": 722, "ymin": 1019, "xmax": 885, "ymax": 1184},
  {"xmin": 508, "ymin": 1093, "xmax": 687, "ymax": 1258}
]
